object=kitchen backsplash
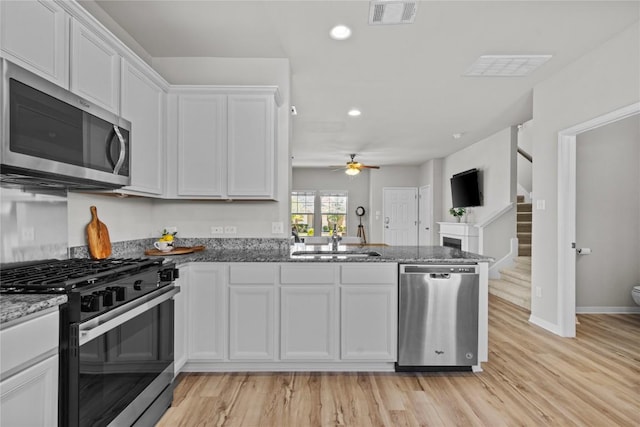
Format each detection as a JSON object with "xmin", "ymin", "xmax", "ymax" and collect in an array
[{"xmin": 70, "ymin": 237, "xmax": 290, "ymax": 258}]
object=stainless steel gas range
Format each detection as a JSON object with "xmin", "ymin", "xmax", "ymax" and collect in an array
[{"xmin": 0, "ymin": 257, "xmax": 180, "ymax": 427}]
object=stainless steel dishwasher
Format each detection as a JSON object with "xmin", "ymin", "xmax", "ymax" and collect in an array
[{"xmin": 397, "ymin": 264, "xmax": 479, "ymax": 370}]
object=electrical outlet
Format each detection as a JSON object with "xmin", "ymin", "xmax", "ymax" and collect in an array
[
  {"xmin": 21, "ymin": 227, "xmax": 35, "ymax": 241},
  {"xmin": 224, "ymin": 226, "xmax": 237, "ymax": 234},
  {"xmin": 535, "ymin": 287, "xmax": 542, "ymax": 298},
  {"xmin": 165, "ymin": 226, "xmax": 177, "ymax": 234},
  {"xmin": 272, "ymin": 222, "xmax": 284, "ymax": 234},
  {"xmin": 211, "ymin": 226, "xmax": 223, "ymax": 234}
]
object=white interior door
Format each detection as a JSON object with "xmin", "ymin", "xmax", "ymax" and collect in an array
[
  {"xmin": 419, "ymin": 185, "xmax": 432, "ymax": 245},
  {"xmin": 383, "ymin": 187, "xmax": 418, "ymax": 246}
]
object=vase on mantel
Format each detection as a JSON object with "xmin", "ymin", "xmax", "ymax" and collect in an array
[{"xmin": 455, "ymin": 216, "xmax": 461, "ymax": 223}]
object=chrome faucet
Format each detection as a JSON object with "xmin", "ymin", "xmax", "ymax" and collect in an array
[{"xmin": 331, "ymin": 224, "xmax": 341, "ymax": 251}]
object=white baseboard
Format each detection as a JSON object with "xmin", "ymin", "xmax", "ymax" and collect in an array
[
  {"xmin": 528, "ymin": 314, "xmax": 563, "ymax": 336},
  {"xmin": 576, "ymin": 306, "xmax": 640, "ymax": 314},
  {"xmin": 180, "ymin": 361, "xmax": 396, "ymax": 373}
]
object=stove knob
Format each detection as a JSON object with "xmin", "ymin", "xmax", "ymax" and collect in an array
[
  {"xmin": 81, "ymin": 295, "xmax": 100, "ymax": 312},
  {"xmin": 100, "ymin": 290, "xmax": 115, "ymax": 307},
  {"xmin": 107, "ymin": 286, "xmax": 126, "ymax": 301}
]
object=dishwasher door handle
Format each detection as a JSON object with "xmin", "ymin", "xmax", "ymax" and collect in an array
[{"xmin": 430, "ymin": 273, "xmax": 451, "ymax": 279}]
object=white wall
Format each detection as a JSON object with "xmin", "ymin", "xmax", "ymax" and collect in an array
[
  {"xmin": 67, "ymin": 57, "xmax": 292, "ymax": 245},
  {"xmin": 68, "ymin": 192, "xmax": 154, "ymax": 246},
  {"xmin": 419, "ymin": 159, "xmax": 443, "ymax": 244},
  {"xmin": 517, "ymin": 120, "xmax": 533, "ymax": 197},
  {"xmin": 292, "ymin": 168, "xmax": 370, "ymax": 239},
  {"xmin": 575, "ymin": 114, "xmax": 640, "ymax": 310},
  {"xmin": 368, "ymin": 166, "xmax": 419, "ymax": 244},
  {"xmin": 441, "ymin": 127, "xmax": 517, "ymax": 223},
  {"xmin": 531, "ymin": 22, "xmax": 640, "ymax": 326}
]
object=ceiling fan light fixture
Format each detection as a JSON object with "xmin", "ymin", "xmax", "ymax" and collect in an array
[
  {"xmin": 347, "ymin": 109, "xmax": 361, "ymax": 117},
  {"xmin": 345, "ymin": 167, "xmax": 360, "ymax": 176}
]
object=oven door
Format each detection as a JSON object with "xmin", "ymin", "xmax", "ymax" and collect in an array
[{"xmin": 70, "ymin": 285, "xmax": 178, "ymax": 427}]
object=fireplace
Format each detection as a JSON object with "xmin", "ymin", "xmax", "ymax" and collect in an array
[
  {"xmin": 438, "ymin": 222, "xmax": 479, "ymax": 253},
  {"xmin": 443, "ymin": 236, "xmax": 462, "ymax": 250}
]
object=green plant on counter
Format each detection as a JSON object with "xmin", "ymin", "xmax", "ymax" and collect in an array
[{"xmin": 449, "ymin": 207, "xmax": 466, "ymax": 218}]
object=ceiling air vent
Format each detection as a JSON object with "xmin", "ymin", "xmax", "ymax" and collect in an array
[{"xmin": 369, "ymin": 1, "xmax": 417, "ymax": 25}]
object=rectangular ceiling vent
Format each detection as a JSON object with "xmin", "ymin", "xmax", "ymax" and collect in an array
[{"xmin": 369, "ymin": 1, "xmax": 417, "ymax": 25}]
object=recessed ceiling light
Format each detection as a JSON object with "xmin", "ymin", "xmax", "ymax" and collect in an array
[
  {"xmin": 348, "ymin": 109, "xmax": 361, "ymax": 117},
  {"xmin": 464, "ymin": 54, "xmax": 552, "ymax": 77},
  {"xmin": 452, "ymin": 132, "xmax": 464, "ymax": 139},
  {"xmin": 330, "ymin": 25, "xmax": 352, "ymax": 40}
]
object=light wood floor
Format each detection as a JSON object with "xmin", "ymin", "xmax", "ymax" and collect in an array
[{"xmin": 157, "ymin": 295, "xmax": 640, "ymax": 426}]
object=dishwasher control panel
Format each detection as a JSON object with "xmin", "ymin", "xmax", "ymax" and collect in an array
[{"xmin": 402, "ymin": 264, "xmax": 478, "ymax": 274}]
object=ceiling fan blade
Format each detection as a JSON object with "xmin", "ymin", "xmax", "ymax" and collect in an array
[{"xmin": 360, "ymin": 165, "xmax": 380, "ymax": 169}]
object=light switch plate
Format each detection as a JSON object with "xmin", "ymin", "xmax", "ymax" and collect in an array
[
  {"xmin": 536, "ymin": 199, "xmax": 546, "ymax": 210},
  {"xmin": 211, "ymin": 226, "xmax": 223, "ymax": 234}
]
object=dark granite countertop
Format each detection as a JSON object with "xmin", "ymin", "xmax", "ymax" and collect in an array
[
  {"xmin": 0, "ymin": 294, "xmax": 67, "ymax": 325},
  {"xmin": 155, "ymin": 245, "xmax": 493, "ymax": 264}
]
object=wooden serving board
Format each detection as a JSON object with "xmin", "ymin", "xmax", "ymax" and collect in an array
[
  {"xmin": 86, "ymin": 206, "xmax": 111, "ymax": 260},
  {"xmin": 144, "ymin": 245, "xmax": 206, "ymax": 256}
]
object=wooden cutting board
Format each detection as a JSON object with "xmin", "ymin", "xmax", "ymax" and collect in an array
[
  {"xmin": 144, "ymin": 245, "xmax": 206, "ymax": 256},
  {"xmin": 86, "ymin": 206, "xmax": 111, "ymax": 260}
]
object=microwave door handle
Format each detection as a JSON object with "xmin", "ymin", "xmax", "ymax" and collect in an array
[{"xmin": 112, "ymin": 125, "xmax": 126, "ymax": 175}]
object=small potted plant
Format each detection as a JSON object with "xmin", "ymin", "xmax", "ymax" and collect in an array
[{"xmin": 449, "ymin": 207, "xmax": 466, "ymax": 222}]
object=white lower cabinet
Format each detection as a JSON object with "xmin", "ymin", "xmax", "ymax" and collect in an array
[
  {"xmin": 179, "ymin": 262, "xmax": 398, "ymax": 371},
  {"xmin": 0, "ymin": 309, "xmax": 59, "ymax": 427},
  {"xmin": 187, "ymin": 263, "xmax": 226, "ymax": 361},
  {"xmin": 229, "ymin": 286, "xmax": 275, "ymax": 360},
  {"xmin": 0, "ymin": 354, "xmax": 58, "ymax": 427},
  {"xmin": 341, "ymin": 286, "xmax": 397, "ymax": 360},
  {"xmin": 280, "ymin": 286, "xmax": 337, "ymax": 360}
]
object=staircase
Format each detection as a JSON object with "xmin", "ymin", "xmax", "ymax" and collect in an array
[
  {"xmin": 488, "ymin": 195, "xmax": 532, "ymax": 310},
  {"xmin": 517, "ymin": 195, "xmax": 531, "ymax": 256}
]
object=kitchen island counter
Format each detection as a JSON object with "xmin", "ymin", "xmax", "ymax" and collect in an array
[{"xmin": 159, "ymin": 245, "xmax": 493, "ymax": 265}]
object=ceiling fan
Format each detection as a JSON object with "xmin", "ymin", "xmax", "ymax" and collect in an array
[{"xmin": 331, "ymin": 154, "xmax": 380, "ymax": 176}]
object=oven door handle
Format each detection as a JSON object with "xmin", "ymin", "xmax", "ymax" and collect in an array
[{"xmin": 79, "ymin": 286, "xmax": 179, "ymax": 346}]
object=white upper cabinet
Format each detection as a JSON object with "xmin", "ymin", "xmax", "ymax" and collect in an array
[
  {"xmin": 0, "ymin": 0, "xmax": 69, "ymax": 87},
  {"xmin": 176, "ymin": 94, "xmax": 226, "ymax": 197},
  {"xmin": 70, "ymin": 18, "xmax": 120, "ymax": 114},
  {"xmin": 169, "ymin": 88, "xmax": 279, "ymax": 200},
  {"xmin": 121, "ymin": 60, "xmax": 165, "ymax": 195},
  {"xmin": 227, "ymin": 95, "xmax": 275, "ymax": 198}
]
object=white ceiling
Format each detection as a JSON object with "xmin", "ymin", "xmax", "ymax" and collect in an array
[{"xmin": 90, "ymin": 0, "xmax": 639, "ymax": 168}]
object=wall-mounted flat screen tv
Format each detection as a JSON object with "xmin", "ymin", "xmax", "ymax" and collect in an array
[{"xmin": 451, "ymin": 168, "xmax": 482, "ymax": 208}]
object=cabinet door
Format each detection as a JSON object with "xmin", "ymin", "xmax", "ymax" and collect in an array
[
  {"xmin": 229, "ymin": 286, "xmax": 275, "ymax": 360},
  {"xmin": 227, "ymin": 94, "xmax": 275, "ymax": 199},
  {"xmin": 280, "ymin": 286, "xmax": 337, "ymax": 360},
  {"xmin": 177, "ymin": 94, "xmax": 226, "ymax": 197},
  {"xmin": 0, "ymin": 355, "xmax": 58, "ymax": 427},
  {"xmin": 187, "ymin": 264, "xmax": 226, "ymax": 360},
  {"xmin": 341, "ymin": 286, "xmax": 397, "ymax": 360},
  {"xmin": 121, "ymin": 61, "xmax": 164, "ymax": 195},
  {"xmin": 70, "ymin": 19, "xmax": 120, "ymax": 113},
  {"xmin": 0, "ymin": 0, "xmax": 69, "ymax": 87}
]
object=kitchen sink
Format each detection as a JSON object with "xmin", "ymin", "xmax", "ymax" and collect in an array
[{"xmin": 291, "ymin": 250, "xmax": 381, "ymax": 258}]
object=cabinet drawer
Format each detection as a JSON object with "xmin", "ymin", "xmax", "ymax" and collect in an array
[
  {"xmin": 280, "ymin": 264, "xmax": 336, "ymax": 284},
  {"xmin": 340, "ymin": 264, "xmax": 398, "ymax": 285},
  {"xmin": 229, "ymin": 264, "xmax": 276, "ymax": 284},
  {"xmin": 1, "ymin": 311, "xmax": 58, "ymax": 377}
]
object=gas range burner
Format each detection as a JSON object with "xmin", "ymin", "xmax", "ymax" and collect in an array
[{"xmin": 0, "ymin": 257, "xmax": 165, "ymax": 292}]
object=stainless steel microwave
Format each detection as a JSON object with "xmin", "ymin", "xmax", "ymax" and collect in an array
[{"xmin": 1, "ymin": 59, "xmax": 130, "ymax": 190}]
